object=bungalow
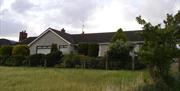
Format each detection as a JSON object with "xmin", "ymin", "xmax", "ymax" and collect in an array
[{"xmin": 19, "ymin": 28, "xmax": 143, "ymax": 56}]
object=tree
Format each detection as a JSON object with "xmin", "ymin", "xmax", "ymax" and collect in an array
[
  {"xmin": 12, "ymin": 45, "xmax": 30, "ymax": 56},
  {"xmin": 107, "ymin": 40, "xmax": 132, "ymax": 69},
  {"xmin": 0, "ymin": 45, "xmax": 13, "ymax": 56},
  {"xmin": 88, "ymin": 43, "xmax": 99, "ymax": 57},
  {"xmin": 51, "ymin": 44, "xmax": 58, "ymax": 53},
  {"xmin": 136, "ymin": 11, "xmax": 180, "ymax": 87},
  {"xmin": 78, "ymin": 43, "xmax": 89, "ymax": 56},
  {"xmin": 111, "ymin": 28, "xmax": 127, "ymax": 42}
]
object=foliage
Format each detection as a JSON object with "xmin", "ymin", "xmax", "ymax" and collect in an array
[
  {"xmin": 61, "ymin": 53, "xmax": 81, "ymax": 68},
  {"xmin": 136, "ymin": 11, "xmax": 180, "ymax": 87},
  {"xmin": 86, "ymin": 57, "xmax": 105, "ymax": 69},
  {"xmin": 4, "ymin": 55, "xmax": 26, "ymax": 66},
  {"xmin": 51, "ymin": 43, "xmax": 58, "ymax": 53},
  {"xmin": 0, "ymin": 45, "xmax": 13, "ymax": 56},
  {"xmin": 111, "ymin": 28, "xmax": 127, "ymax": 42},
  {"xmin": 107, "ymin": 40, "xmax": 132, "ymax": 69},
  {"xmin": 78, "ymin": 43, "xmax": 89, "ymax": 56},
  {"xmin": 88, "ymin": 43, "xmax": 99, "ymax": 57},
  {"xmin": 29, "ymin": 54, "xmax": 45, "ymax": 67},
  {"xmin": 12, "ymin": 45, "xmax": 30, "ymax": 56},
  {"xmin": 46, "ymin": 51, "xmax": 63, "ymax": 67}
]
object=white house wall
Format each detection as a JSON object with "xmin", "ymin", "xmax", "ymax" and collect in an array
[
  {"xmin": 98, "ymin": 44, "xmax": 109, "ymax": 56},
  {"xmin": 29, "ymin": 31, "xmax": 70, "ymax": 55}
]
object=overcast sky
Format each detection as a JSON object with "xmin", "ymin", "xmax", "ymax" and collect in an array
[{"xmin": 0, "ymin": 0, "xmax": 179, "ymax": 41}]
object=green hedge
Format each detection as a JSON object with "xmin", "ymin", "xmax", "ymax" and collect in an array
[
  {"xmin": 78, "ymin": 43, "xmax": 89, "ymax": 56},
  {"xmin": 0, "ymin": 45, "xmax": 13, "ymax": 56},
  {"xmin": 4, "ymin": 55, "xmax": 26, "ymax": 66},
  {"xmin": 88, "ymin": 43, "xmax": 99, "ymax": 57},
  {"xmin": 61, "ymin": 53, "xmax": 105, "ymax": 69},
  {"xmin": 29, "ymin": 54, "xmax": 45, "ymax": 67},
  {"xmin": 46, "ymin": 51, "xmax": 63, "ymax": 67},
  {"xmin": 12, "ymin": 45, "xmax": 30, "ymax": 56}
]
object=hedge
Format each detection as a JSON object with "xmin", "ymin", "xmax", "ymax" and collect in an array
[
  {"xmin": 12, "ymin": 45, "xmax": 30, "ymax": 56},
  {"xmin": 88, "ymin": 43, "xmax": 99, "ymax": 57},
  {"xmin": 0, "ymin": 45, "xmax": 13, "ymax": 56}
]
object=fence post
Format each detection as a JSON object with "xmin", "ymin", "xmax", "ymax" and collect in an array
[
  {"xmin": 105, "ymin": 53, "xmax": 108, "ymax": 70},
  {"xmin": 179, "ymin": 57, "xmax": 180, "ymax": 72},
  {"xmin": 44, "ymin": 58, "xmax": 47, "ymax": 69},
  {"xmin": 132, "ymin": 55, "xmax": 135, "ymax": 71}
]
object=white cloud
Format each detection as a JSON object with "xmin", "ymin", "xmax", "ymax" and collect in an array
[{"xmin": 0, "ymin": 0, "xmax": 179, "ymax": 41}]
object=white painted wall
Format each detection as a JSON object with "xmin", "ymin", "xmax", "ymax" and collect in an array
[
  {"xmin": 98, "ymin": 44, "xmax": 109, "ymax": 56},
  {"xmin": 29, "ymin": 31, "xmax": 70, "ymax": 55}
]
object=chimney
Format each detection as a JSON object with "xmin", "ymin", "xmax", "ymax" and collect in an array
[
  {"xmin": 19, "ymin": 30, "xmax": 27, "ymax": 42},
  {"xmin": 61, "ymin": 28, "xmax": 65, "ymax": 33}
]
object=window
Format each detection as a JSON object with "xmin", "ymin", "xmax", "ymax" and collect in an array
[
  {"xmin": 59, "ymin": 45, "xmax": 68, "ymax": 49},
  {"xmin": 36, "ymin": 45, "xmax": 51, "ymax": 54}
]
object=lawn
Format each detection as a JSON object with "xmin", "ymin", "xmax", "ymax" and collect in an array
[{"xmin": 0, "ymin": 66, "xmax": 150, "ymax": 91}]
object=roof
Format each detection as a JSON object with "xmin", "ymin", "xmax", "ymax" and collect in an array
[
  {"xmin": 26, "ymin": 28, "xmax": 143, "ymax": 45},
  {"xmin": 18, "ymin": 37, "xmax": 37, "ymax": 44},
  {"xmin": 0, "ymin": 38, "xmax": 17, "ymax": 46},
  {"xmin": 73, "ymin": 31, "xmax": 143, "ymax": 43},
  {"xmin": 50, "ymin": 28, "xmax": 75, "ymax": 43}
]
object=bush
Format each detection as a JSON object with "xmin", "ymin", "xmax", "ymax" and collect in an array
[
  {"xmin": 12, "ymin": 45, "xmax": 30, "ymax": 56},
  {"xmin": 46, "ymin": 51, "xmax": 63, "ymax": 67},
  {"xmin": 0, "ymin": 45, "xmax": 13, "ymax": 56},
  {"xmin": 107, "ymin": 40, "xmax": 132, "ymax": 70},
  {"xmin": 29, "ymin": 54, "xmax": 45, "ymax": 67},
  {"xmin": 61, "ymin": 53, "xmax": 81, "ymax": 68},
  {"xmin": 4, "ymin": 55, "xmax": 26, "ymax": 66},
  {"xmin": 86, "ymin": 57, "xmax": 105, "ymax": 69},
  {"xmin": 0, "ymin": 55, "xmax": 8, "ymax": 65},
  {"xmin": 88, "ymin": 43, "xmax": 99, "ymax": 57},
  {"xmin": 78, "ymin": 43, "xmax": 89, "ymax": 56},
  {"xmin": 51, "ymin": 44, "xmax": 58, "ymax": 53}
]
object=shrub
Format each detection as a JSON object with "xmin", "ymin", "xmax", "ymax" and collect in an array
[
  {"xmin": 4, "ymin": 55, "xmax": 26, "ymax": 66},
  {"xmin": 12, "ymin": 45, "xmax": 30, "ymax": 56},
  {"xmin": 29, "ymin": 54, "xmax": 45, "ymax": 67},
  {"xmin": 0, "ymin": 45, "xmax": 13, "ymax": 56},
  {"xmin": 0, "ymin": 55, "xmax": 8, "ymax": 65},
  {"xmin": 46, "ymin": 51, "xmax": 63, "ymax": 67},
  {"xmin": 86, "ymin": 57, "xmax": 105, "ymax": 69},
  {"xmin": 78, "ymin": 43, "xmax": 89, "ymax": 56},
  {"xmin": 88, "ymin": 43, "xmax": 99, "ymax": 57},
  {"xmin": 107, "ymin": 40, "xmax": 132, "ymax": 70},
  {"xmin": 51, "ymin": 44, "xmax": 58, "ymax": 53},
  {"xmin": 61, "ymin": 53, "xmax": 81, "ymax": 68},
  {"xmin": 111, "ymin": 28, "xmax": 127, "ymax": 42}
]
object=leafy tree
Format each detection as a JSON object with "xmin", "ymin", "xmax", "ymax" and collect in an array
[
  {"xmin": 0, "ymin": 45, "xmax": 13, "ymax": 65},
  {"xmin": 111, "ymin": 28, "xmax": 127, "ymax": 42},
  {"xmin": 12, "ymin": 45, "xmax": 29, "ymax": 56},
  {"xmin": 46, "ymin": 51, "xmax": 63, "ymax": 67},
  {"xmin": 107, "ymin": 40, "xmax": 132, "ymax": 69},
  {"xmin": 88, "ymin": 43, "xmax": 99, "ymax": 57},
  {"xmin": 0, "ymin": 45, "xmax": 13, "ymax": 56},
  {"xmin": 78, "ymin": 43, "xmax": 89, "ymax": 56},
  {"xmin": 61, "ymin": 53, "xmax": 80, "ymax": 68},
  {"xmin": 136, "ymin": 11, "xmax": 180, "ymax": 87},
  {"xmin": 51, "ymin": 44, "xmax": 58, "ymax": 53}
]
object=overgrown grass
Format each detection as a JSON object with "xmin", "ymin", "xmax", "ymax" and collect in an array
[
  {"xmin": 0, "ymin": 66, "xmax": 147, "ymax": 91},
  {"xmin": 0, "ymin": 66, "xmax": 179, "ymax": 91}
]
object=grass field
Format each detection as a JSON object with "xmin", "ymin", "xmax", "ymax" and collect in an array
[{"xmin": 0, "ymin": 66, "xmax": 152, "ymax": 91}]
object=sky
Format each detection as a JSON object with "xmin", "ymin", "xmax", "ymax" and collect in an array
[{"xmin": 0, "ymin": 0, "xmax": 180, "ymax": 41}]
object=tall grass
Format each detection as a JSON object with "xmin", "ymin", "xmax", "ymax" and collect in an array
[{"xmin": 0, "ymin": 66, "xmax": 178, "ymax": 91}]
